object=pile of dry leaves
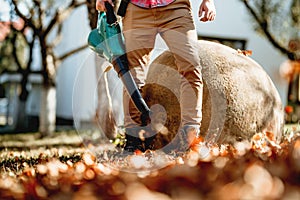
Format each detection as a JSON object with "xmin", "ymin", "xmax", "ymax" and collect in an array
[{"xmin": 0, "ymin": 129, "xmax": 300, "ymax": 200}]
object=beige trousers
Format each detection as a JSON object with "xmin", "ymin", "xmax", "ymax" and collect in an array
[{"xmin": 122, "ymin": 0, "xmax": 203, "ymax": 130}]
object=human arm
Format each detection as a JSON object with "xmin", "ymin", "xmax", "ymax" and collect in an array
[
  {"xmin": 199, "ymin": 0, "xmax": 216, "ymax": 22},
  {"xmin": 96, "ymin": 0, "xmax": 114, "ymax": 12}
]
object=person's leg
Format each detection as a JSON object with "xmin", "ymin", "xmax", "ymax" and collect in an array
[
  {"xmin": 157, "ymin": 0, "xmax": 203, "ymax": 151},
  {"xmin": 122, "ymin": 4, "xmax": 157, "ymax": 151}
]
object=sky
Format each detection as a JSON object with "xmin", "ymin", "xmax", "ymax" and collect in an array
[{"xmin": 0, "ymin": 0, "xmax": 11, "ymax": 21}]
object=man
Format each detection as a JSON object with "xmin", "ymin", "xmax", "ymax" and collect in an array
[{"xmin": 96, "ymin": 0, "xmax": 216, "ymax": 152}]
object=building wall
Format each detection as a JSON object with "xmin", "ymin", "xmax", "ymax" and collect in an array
[
  {"xmin": 55, "ymin": 6, "xmax": 97, "ymax": 121},
  {"xmin": 56, "ymin": 0, "xmax": 288, "ymax": 122}
]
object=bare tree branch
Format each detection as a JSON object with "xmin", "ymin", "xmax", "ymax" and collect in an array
[
  {"xmin": 44, "ymin": 0, "xmax": 85, "ymax": 37},
  {"xmin": 9, "ymin": 29, "xmax": 34, "ymax": 101},
  {"xmin": 33, "ymin": 0, "xmax": 43, "ymax": 30},
  {"xmin": 49, "ymin": 24, "xmax": 63, "ymax": 48},
  {"xmin": 85, "ymin": 0, "xmax": 98, "ymax": 29},
  {"xmin": 11, "ymin": 0, "xmax": 37, "ymax": 31},
  {"xmin": 57, "ymin": 44, "xmax": 88, "ymax": 61},
  {"xmin": 242, "ymin": 0, "xmax": 295, "ymax": 59}
]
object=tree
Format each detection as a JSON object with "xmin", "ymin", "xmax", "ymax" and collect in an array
[
  {"xmin": 0, "ymin": 4, "xmax": 33, "ymax": 131},
  {"xmin": 2, "ymin": 0, "xmax": 87, "ymax": 135},
  {"xmin": 0, "ymin": 21, "xmax": 26, "ymax": 74},
  {"xmin": 240, "ymin": 0, "xmax": 300, "ymax": 60}
]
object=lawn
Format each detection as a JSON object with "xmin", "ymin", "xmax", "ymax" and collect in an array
[{"xmin": 0, "ymin": 126, "xmax": 300, "ymax": 200}]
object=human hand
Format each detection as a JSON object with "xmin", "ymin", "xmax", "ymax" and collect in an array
[
  {"xmin": 199, "ymin": 0, "xmax": 216, "ymax": 22},
  {"xmin": 96, "ymin": 0, "xmax": 114, "ymax": 12}
]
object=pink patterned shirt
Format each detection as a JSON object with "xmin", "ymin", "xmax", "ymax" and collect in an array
[{"xmin": 130, "ymin": 0, "xmax": 175, "ymax": 8}]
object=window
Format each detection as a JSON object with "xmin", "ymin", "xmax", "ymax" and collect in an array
[{"xmin": 198, "ymin": 35, "xmax": 247, "ymax": 50}]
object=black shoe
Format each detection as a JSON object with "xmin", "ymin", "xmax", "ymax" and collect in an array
[
  {"xmin": 123, "ymin": 126, "xmax": 157, "ymax": 152},
  {"xmin": 144, "ymin": 135, "xmax": 156, "ymax": 150},
  {"xmin": 123, "ymin": 128, "xmax": 144, "ymax": 153}
]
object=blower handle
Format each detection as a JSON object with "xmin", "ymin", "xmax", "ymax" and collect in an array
[{"xmin": 105, "ymin": 1, "xmax": 117, "ymax": 25}]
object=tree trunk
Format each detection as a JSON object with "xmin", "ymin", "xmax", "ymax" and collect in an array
[
  {"xmin": 15, "ymin": 100, "xmax": 28, "ymax": 131},
  {"xmin": 39, "ymin": 85, "xmax": 56, "ymax": 136},
  {"xmin": 15, "ymin": 73, "xmax": 30, "ymax": 131}
]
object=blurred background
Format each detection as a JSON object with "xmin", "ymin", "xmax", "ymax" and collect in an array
[{"xmin": 0, "ymin": 0, "xmax": 299, "ymax": 136}]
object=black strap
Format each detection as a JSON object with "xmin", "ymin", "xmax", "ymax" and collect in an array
[
  {"xmin": 117, "ymin": 0, "xmax": 130, "ymax": 17},
  {"xmin": 104, "ymin": 2, "xmax": 117, "ymax": 24}
]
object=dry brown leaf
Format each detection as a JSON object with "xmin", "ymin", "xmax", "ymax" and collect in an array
[{"xmin": 237, "ymin": 49, "xmax": 253, "ymax": 56}]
